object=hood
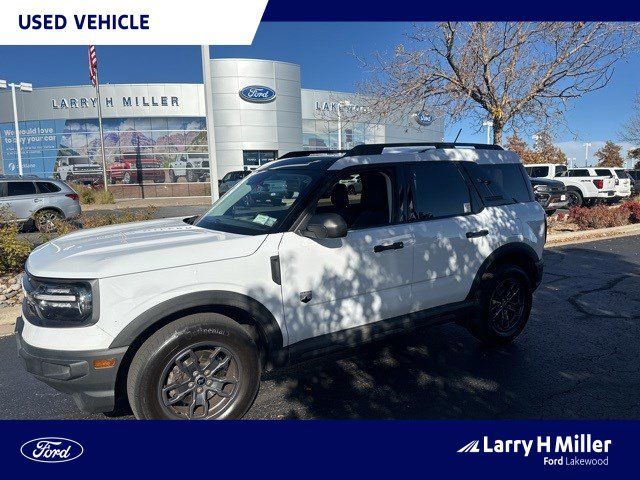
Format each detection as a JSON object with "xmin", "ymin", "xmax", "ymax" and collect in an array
[
  {"xmin": 530, "ymin": 178, "xmax": 565, "ymax": 189},
  {"xmin": 26, "ymin": 217, "xmax": 266, "ymax": 279}
]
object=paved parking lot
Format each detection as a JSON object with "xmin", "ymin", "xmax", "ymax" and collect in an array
[{"xmin": 1, "ymin": 235, "xmax": 638, "ymax": 419}]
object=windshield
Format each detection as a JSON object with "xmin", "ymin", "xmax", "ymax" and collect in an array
[{"xmin": 195, "ymin": 169, "xmax": 320, "ymax": 235}]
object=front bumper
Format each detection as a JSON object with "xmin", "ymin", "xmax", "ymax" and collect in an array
[
  {"xmin": 535, "ymin": 192, "xmax": 568, "ymax": 211},
  {"xmin": 15, "ymin": 317, "xmax": 127, "ymax": 413}
]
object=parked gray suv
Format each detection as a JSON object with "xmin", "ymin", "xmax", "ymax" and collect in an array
[{"xmin": 0, "ymin": 176, "xmax": 81, "ymax": 232}]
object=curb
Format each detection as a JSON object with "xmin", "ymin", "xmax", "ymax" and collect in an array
[{"xmin": 546, "ymin": 223, "xmax": 640, "ymax": 247}]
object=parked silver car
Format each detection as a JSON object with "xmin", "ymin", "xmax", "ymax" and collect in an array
[{"xmin": 0, "ymin": 176, "xmax": 81, "ymax": 231}]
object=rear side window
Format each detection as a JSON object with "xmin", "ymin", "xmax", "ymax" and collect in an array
[
  {"xmin": 525, "ymin": 166, "xmax": 549, "ymax": 178},
  {"xmin": 569, "ymin": 169, "xmax": 589, "ymax": 177},
  {"xmin": 555, "ymin": 165, "xmax": 568, "ymax": 176},
  {"xmin": 409, "ymin": 162, "xmax": 471, "ymax": 220},
  {"xmin": 36, "ymin": 182, "xmax": 61, "ymax": 193},
  {"xmin": 464, "ymin": 163, "xmax": 532, "ymax": 206},
  {"xmin": 595, "ymin": 169, "xmax": 612, "ymax": 177},
  {"xmin": 615, "ymin": 169, "xmax": 629, "ymax": 179},
  {"xmin": 7, "ymin": 181, "xmax": 36, "ymax": 196}
]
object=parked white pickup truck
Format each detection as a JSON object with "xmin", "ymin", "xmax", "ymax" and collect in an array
[
  {"xmin": 524, "ymin": 164, "xmax": 616, "ymax": 207},
  {"xmin": 592, "ymin": 167, "xmax": 632, "ymax": 202}
]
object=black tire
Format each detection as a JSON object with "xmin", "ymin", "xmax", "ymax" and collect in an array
[
  {"xmin": 347, "ymin": 185, "xmax": 356, "ymax": 195},
  {"xmin": 34, "ymin": 209, "xmax": 64, "ymax": 232},
  {"xmin": 127, "ymin": 313, "xmax": 260, "ymax": 420},
  {"xmin": 546, "ymin": 209, "xmax": 556, "ymax": 216},
  {"xmin": 168, "ymin": 170, "xmax": 178, "ymax": 183},
  {"xmin": 466, "ymin": 264, "xmax": 533, "ymax": 346},
  {"xmin": 566, "ymin": 188, "xmax": 583, "ymax": 208}
]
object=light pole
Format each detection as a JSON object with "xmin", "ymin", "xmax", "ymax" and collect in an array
[
  {"xmin": 482, "ymin": 120, "xmax": 493, "ymax": 144},
  {"xmin": 0, "ymin": 80, "xmax": 33, "ymax": 176},
  {"xmin": 337, "ymin": 100, "xmax": 351, "ymax": 150},
  {"xmin": 568, "ymin": 157, "xmax": 576, "ymax": 169},
  {"xmin": 583, "ymin": 142, "xmax": 592, "ymax": 167}
]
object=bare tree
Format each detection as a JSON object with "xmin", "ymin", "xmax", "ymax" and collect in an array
[
  {"xmin": 621, "ymin": 93, "xmax": 640, "ymax": 145},
  {"xmin": 357, "ymin": 22, "xmax": 639, "ymax": 145}
]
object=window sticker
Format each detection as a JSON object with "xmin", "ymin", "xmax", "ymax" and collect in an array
[{"xmin": 252, "ymin": 214, "xmax": 277, "ymax": 227}]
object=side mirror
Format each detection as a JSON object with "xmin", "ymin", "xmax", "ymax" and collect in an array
[{"xmin": 302, "ymin": 213, "xmax": 347, "ymax": 239}]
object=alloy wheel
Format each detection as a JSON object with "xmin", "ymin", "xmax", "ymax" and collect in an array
[
  {"xmin": 488, "ymin": 278, "xmax": 526, "ymax": 334},
  {"xmin": 158, "ymin": 343, "xmax": 240, "ymax": 419},
  {"xmin": 35, "ymin": 211, "xmax": 61, "ymax": 232}
]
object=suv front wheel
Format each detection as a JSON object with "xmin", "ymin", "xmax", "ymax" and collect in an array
[
  {"xmin": 467, "ymin": 264, "xmax": 533, "ymax": 346},
  {"xmin": 127, "ymin": 313, "xmax": 261, "ymax": 420}
]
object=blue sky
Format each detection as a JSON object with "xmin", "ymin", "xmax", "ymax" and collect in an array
[{"xmin": 0, "ymin": 22, "xmax": 638, "ymax": 165}]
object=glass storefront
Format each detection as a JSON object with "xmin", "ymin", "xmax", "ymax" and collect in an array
[
  {"xmin": 302, "ymin": 120, "xmax": 385, "ymax": 151},
  {"xmin": 0, "ymin": 117, "xmax": 208, "ymax": 184}
]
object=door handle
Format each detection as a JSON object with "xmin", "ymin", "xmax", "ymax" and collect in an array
[
  {"xmin": 374, "ymin": 241, "xmax": 404, "ymax": 253},
  {"xmin": 33, "ymin": 198, "xmax": 42, "ymax": 203},
  {"xmin": 466, "ymin": 230, "xmax": 489, "ymax": 238}
]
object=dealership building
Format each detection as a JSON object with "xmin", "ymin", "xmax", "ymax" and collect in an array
[{"xmin": 0, "ymin": 58, "xmax": 444, "ymax": 192}]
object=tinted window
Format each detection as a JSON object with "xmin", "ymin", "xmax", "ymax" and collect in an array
[
  {"xmin": 465, "ymin": 163, "xmax": 532, "ymax": 206},
  {"xmin": 525, "ymin": 166, "xmax": 549, "ymax": 178},
  {"xmin": 7, "ymin": 182, "xmax": 36, "ymax": 196},
  {"xmin": 595, "ymin": 169, "xmax": 613, "ymax": 177},
  {"xmin": 555, "ymin": 165, "xmax": 568, "ymax": 176},
  {"xmin": 410, "ymin": 162, "xmax": 471, "ymax": 220},
  {"xmin": 36, "ymin": 182, "xmax": 61, "ymax": 193},
  {"xmin": 615, "ymin": 169, "xmax": 629, "ymax": 179},
  {"xmin": 569, "ymin": 169, "xmax": 589, "ymax": 177}
]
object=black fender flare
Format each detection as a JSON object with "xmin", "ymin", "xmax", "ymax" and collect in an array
[
  {"xmin": 465, "ymin": 242, "xmax": 543, "ymax": 302},
  {"xmin": 109, "ymin": 290, "xmax": 285, "ymax": 364}
]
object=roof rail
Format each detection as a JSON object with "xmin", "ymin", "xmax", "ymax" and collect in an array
[
  {"xmin": 279, "ymin": 149, "xmax": 347, "ymax": 159},
  {"xmin": 345, "ymin": 142, "xmax": 503, "ymax": 156}
]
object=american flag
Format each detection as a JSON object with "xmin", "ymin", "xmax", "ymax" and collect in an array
[{"xmin": 88, "ymin": 45, "xmax": 98, "ymax": 87}]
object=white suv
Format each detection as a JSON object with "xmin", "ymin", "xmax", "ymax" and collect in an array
[{"xmin": 17, "ymin": 143, "xmax": 546, "ymax": 420}]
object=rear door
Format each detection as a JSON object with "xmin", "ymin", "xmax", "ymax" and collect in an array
[
  {"xmin": 407, "ymin": 161, "xmax": 488, "ymax": 310},
  {"xmin": 4, "ymin": 181, "xmax": 39, "ymax": 221}
]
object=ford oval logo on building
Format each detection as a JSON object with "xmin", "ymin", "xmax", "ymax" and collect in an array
[
  {"xmin": 239, "ymin": 86, "xmax": 276, "ymax": 103},
  {"xmin": 20, "ymin": 437, "xmax": 84, "ymax": 463},
  {"xmin": 413, "ymin": 111, "xmax": 434, "ymax": 126}
]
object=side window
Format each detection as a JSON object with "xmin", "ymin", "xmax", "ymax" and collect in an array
[
  {"xmin": 314, "ymin": 168, "xmax": 394, "ymax": 230},
  {"xmin": 7, "ymin": 182, "xmax": 37, "ymax": 197},
  {"xmin": 595, "ymin": 169, "xmax": 611, "ymax": 177},
  {"xmin": 464, "ymin": 163, "xmax": 532, "ymax": 206},
  {"xmin": 569, "ymin": 169, "xmax": 589, "ymax": 177},
  {"xmin": 409, "ymin": 162, "xmax": 471, "ymax": 220},
  {"xmin": 526, "ymin": 166, "xmax": 549, "ymax": 178},
  {"xmin": 36, "ymin": 182, "xmax": 61, "ymax": 193},
  {"xmin": 0, "ymin": 182, "xmax": 6, "ymax": 198}
]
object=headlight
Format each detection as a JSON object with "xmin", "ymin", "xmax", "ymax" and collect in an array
[
  {"xmin": 23, "ymin": 274, "xmax": 96, "ymax": 326},
  {"xmin": 533, "ymin": 184, "xmax": 550, "ymax": 192}
]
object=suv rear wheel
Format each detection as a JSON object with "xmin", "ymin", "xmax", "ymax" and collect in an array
[
  {"xmin": 467, "ymin": 264, "xmax": 532, "ymax": 346},
  {"xmin": 34, "ymin": 209, "xmax": 63, "ymax": 232},
  {"xmin": 127, "ymin": 313, "xmax": 261, "ymax": 420}
]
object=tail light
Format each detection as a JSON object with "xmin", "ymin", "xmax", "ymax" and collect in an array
[
  {"xmin": 593, "ymin": 179, "xmax": 604, "ymax": 189},
  {"xmin": 65, "ymin": 193, "xmax": 79, "ymax": 201}
]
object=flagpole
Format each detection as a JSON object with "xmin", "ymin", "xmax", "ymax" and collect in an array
[{"xmin": 94, "ymin": 68, "xmax": 108, "ymax": 190}]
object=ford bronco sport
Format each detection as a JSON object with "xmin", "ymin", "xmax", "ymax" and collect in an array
[{"xmin": 17, "ymin": 143, "xmax": 545, "ymax": 419}]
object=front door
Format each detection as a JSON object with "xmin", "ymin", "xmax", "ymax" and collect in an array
[
  {"xmin": 3, "ymin": 181, "xmax": 40, "ymax": 221},
  {"xmin": 278, "ymin": 167, "xmax": 414, "ymax": 346}
]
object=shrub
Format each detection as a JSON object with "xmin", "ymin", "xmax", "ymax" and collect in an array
[
  {"xmin": 0, "ymin": 208, "xmax": 31, "ymax": 275},
  {"xmin": 620, "ymin": 201, "xmax": 640, "ymax": 223},
  {"xmin": 70, "ymin": 183, "xmax": 115, "ymax": 205},
  {"xmin": 568, "ymin": 205, "xmax": 630, "ymax": 230}
]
